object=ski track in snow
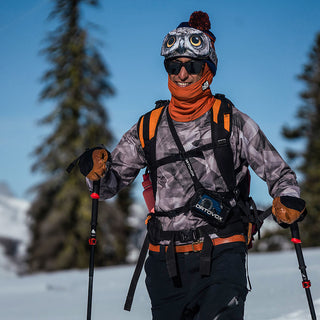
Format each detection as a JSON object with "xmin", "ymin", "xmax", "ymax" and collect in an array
[{"xmin": 1, "ymin": 248, "xmax": 319, "ymax": 319}]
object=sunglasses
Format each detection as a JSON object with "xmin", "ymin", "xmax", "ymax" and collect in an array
[{"xmin": 164, "ymin": 59, "xmax": 205, "ymax": 75}]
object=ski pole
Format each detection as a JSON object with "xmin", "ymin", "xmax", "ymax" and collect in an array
[
  {"xmin": 290, "ymin": 222, "xmax": 317, "ymax": 320},
  {"xmin": 87, "ymin": 180, "xmax": 100, "ymax": 320}
]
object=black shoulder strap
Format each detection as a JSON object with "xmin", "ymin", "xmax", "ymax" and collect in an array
[
  {"xmin": 212, "ymin": 94, "xmax": 236, "ymax": 192},
  {"xmin": 138, "ymin": 100, "xmax": 168, "ymax": 153},
  {"xmin": 155, "ymin": 99, "xmax": 170, "ymax": 110},
  {"xmin": 138, "ymin": 100, "xmax": 168, "ymax": 192},
  {"xmin": 124, "ymin": 234, "xmax": 149, "ymax": 311},
  {"xmin": 125, "ymin": 101, "xmax": 168, "ymax": 312}
]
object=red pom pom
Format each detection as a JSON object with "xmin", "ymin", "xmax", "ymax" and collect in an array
[{"xmin": 189, "ymin": 11, "xmax": 211, "ymax": 31}]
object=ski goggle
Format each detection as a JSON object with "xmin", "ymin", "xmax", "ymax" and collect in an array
[{"xmin": 164, "ymin": 59, "xmax": 205, "ymax": 75}]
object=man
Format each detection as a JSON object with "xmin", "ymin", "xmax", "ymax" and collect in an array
[{"xmin": 78, "ymin": 11, "xmax": 306, "ymax": 320}]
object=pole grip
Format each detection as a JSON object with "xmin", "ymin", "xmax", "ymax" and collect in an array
[
  {"xmin": 90, "ymin": 180, "xmax": 100, "ymax": 232},
  {"xmin": 92, "ymin": 180, "xmax": 100, "ymax": 195},
  {"xmin": 290, "ymin": 222, "xmax": 300, "ymax": 240}
]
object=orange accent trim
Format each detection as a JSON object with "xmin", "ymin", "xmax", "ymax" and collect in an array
[
  {"xmin": 212, "ymin": 98, "xmax": 221, "ymax": 123},
  {"xmin": 247, "ymin": 223, "xmax": 253, "ymax": 245},
  {"xmin": 145, "ymin": 215, "xmax": 152, "ymax": 225},
  {"xmin": 149, "ymin": 234, "xmax": 246, "ymax": 253},
  {"xmin": 149, "ymin": 106, "xmax": 164, "ymax": 140},
  {"xmin": 224, "ymin": 113, "xmax": 230, "ymax": 132},
  {"xmin": 139, "ymin": 116, "xmax": 145, "ymax": 148}
]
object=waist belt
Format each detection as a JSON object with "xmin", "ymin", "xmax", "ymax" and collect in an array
[
  {"xmin": 124, "ymin": 232, "xmax": 246, "ymax": 312},
  {"xmin": 149, "ymin": 234, "xmax": 246, "ymax": 253}
]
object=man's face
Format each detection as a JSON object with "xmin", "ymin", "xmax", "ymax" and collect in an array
[{"xmin": 168, "ymin": 57, "xmax": 203, "ymax": 87}]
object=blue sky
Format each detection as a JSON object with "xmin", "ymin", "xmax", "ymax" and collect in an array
[{"xmin": 1, "ymin": 0, "xmax": 320, "ymax": 205}]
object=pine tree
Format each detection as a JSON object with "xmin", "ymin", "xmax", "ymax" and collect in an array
[
  {"xmin": 27, "ymin": 0, "xmax": 131, "ymax": 272},
  {"xmin": 282, "ymin": 32, "xmax": 320, "ymax": 246}
]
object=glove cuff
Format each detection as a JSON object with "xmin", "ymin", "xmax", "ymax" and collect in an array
[{"xmin": 272, "ymin": 196, "xmax": 306, "ymax": 227}]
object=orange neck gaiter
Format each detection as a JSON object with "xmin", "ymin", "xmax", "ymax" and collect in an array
[{"xmin": 168, "ymin": 64, "xmax": 215, "ymax": 122}]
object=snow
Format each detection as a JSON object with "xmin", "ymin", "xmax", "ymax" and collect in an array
[
  {"xmin": 0, "ymin": 186, "xmax": 319, "ymax": 319},
  {"xmin": 245, "ymin": 247, "xmax": 320, "ymax": 320},
  {"xmin": 1, "ymin": 247, "xmax": 319, "ymax": 319}
]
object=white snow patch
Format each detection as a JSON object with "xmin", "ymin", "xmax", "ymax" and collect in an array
[{"xmin": 0, "ymin": 248, "xmax": 319, "ymax": 319}]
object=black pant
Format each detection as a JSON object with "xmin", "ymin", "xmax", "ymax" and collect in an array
[{"xmin": 145, "ymin": 242, "xmax": 248, "ymax": 320}]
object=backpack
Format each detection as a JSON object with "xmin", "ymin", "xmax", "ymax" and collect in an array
[
  {"xmin": 124, "ymin": 94, "xmax": 270, "ymax": 311},
  {"xmin": 138, "ymin": 94, "xmax": 236, "ymax": 196}
]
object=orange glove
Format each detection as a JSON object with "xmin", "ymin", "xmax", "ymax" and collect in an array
[
  {"xmin": 272, "ymin": 196, "xmax": 306, "ymax": 226},
  {"xmin": 78, "ymin": 147, "xmax": 111, "ymax": 181}
]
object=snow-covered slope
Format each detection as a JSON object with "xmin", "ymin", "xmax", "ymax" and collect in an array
[
  {"xmin": 1, "ymin": 247, "xmax": 319, "ymax": 319},
  {"xmin": 0, "ymin": 183, "xmax": 319, "ymax": 319}
]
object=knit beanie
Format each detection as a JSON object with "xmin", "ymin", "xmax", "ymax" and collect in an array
[{"xmin": 161, "ymin": 11, "xmax": 218, "ymax": 76}]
